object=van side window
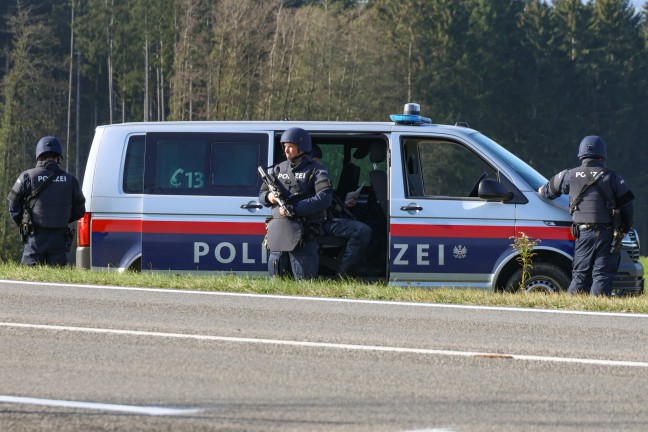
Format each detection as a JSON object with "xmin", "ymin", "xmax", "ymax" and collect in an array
[
  {"xmin": 144, "ymin": 132, "xmax": 267, "ymax": 196},
  {"xmin": 154, "ymin": 138, "xmax": 209, "ymax": 190},
  {"xmin": 123, "ymin": 135, "xmax": 145, "ymax": 193},
  {"xmin": 403, "ymin": 138, "xmax": 496, "ymax": 198},
  {"xmin": 210, "ymin": 142, "xmax": 259, "ymax": 188}
]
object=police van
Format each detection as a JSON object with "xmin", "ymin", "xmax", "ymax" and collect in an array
[{"xmin": 77, "ymin": 104, "xmax": 644, "ymax": 294}]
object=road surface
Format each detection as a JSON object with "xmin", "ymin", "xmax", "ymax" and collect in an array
[{"xmin": 1, "ymin": 280, "xmax": 647, "ymax": 431}]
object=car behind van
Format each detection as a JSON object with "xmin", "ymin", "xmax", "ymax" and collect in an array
[{"xmin": 77, "ymin": 106, "xmax": 644, "ymax": 294}]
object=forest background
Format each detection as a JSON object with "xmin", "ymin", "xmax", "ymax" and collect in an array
[{"xmin": 1, "ymin": 0, "xmax": 647, "ymax": 260}]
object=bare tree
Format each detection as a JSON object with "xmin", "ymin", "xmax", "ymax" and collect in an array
[{"xmin": 0, "ymin": 1, "xmax": 64, "ymax": 259}]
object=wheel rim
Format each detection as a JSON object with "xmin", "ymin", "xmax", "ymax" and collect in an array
[{"xmin": 524, "ymin": 276, "xmax": 561, "ymax": 293}]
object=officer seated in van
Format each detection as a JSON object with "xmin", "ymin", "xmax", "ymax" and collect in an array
[{"xmin": 311, "ymin": 144, "xmax": 372, "ymax": 277}]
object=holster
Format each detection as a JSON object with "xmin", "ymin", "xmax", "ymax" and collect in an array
[
  {"xmin": 303, "ymin": 222, "xmax": 323, "ymax": 241},
  {"xmin": 570, "ymin": 223, "xmax": 580, "ymax": 239}
]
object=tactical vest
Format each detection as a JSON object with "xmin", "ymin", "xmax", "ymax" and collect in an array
[
  {"xmin": 568, "ymin": 165, "xmax": 616, "ymax": 224},
  {"xmin": 270, "ymin": 157, "xmax": 329, "ymax": 223},
  {"xmin": 27, "ymin": 162, "xmax": 74, "ymax": 229}
]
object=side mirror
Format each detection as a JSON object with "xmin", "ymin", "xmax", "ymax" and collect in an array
[{"xmin": 478, "ymin": 178, "xmax": 514, "ymax": 202}]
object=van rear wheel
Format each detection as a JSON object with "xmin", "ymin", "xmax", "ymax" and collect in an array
[{"xmin": 504, "ymin": 262, "xmax": 570, "ymax": 293}]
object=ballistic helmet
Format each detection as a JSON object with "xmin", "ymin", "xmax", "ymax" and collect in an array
[
  {"xmin": 310, "ymin": 144, "xmax": 322, "ymax": 160},
  {"xmin": 577, "ymin": 135, "xmax": 607, "ymax": 160},
  {"xmin": 35, "ymin": 136, "xmax": 63, "ymax": 160},
  {"xmin": 280, "ymin": 127, "xmax": 312, "ymax": 153}
]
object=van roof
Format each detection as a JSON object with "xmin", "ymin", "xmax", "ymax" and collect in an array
[{"xmin": 96, "ymin": 120, "xmax": 478, "ymax": 135}]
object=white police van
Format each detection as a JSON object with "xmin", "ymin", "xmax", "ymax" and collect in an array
[{"xmin": 77, "ymin": 104, "xmax": 644, "ymax": 294}]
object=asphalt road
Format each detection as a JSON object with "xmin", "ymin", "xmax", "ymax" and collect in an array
[{"xmin": 1, "ymin": 280, "xmax": 647, "ymax": 432}]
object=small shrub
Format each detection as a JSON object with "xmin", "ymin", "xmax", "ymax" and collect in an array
[{"xmin": 509, "ymin": 232, "xmax": 540, "ymax": 292}]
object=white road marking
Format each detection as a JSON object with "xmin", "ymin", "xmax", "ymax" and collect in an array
[
  {"xmin": 401, "ymin": 429, "xmax": 455, "ymax": 432},
  {"xmin": 0, "ymin": 395, "xmax": 201, "ymax": 416},
  {"xmin": 1, "ymin": 279, "xmax": 647, "ymax": 319},
  {"xmin": 2, "ymin": 321, "xmax": 648, "ymax": 369}
]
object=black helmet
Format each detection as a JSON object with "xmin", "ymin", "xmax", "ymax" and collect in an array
[
  {"xmin": 310, "ymin": 144, "xmax": 322, "ymax": 160},
  {"xmin": 36, "ymin": 136, "xmax": 63, "ymax": 160},
  {"xmin": 280, "ymin": 127, "xmax": 312, "ymax": 153},
  {"xmin": 577, "ymin": 135, "xmax": 607, "ymax": 160}
]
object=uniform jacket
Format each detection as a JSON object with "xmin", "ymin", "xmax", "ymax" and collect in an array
[
  {"xmin": 542, "ymin": 158, "xmax": 634, "ymax": 229},
  {"xmin": 259, "ymin": 155, "xmax": 332, "ymax": 223},
  {"xmin": 8, "ymin": 160, "xmax": 86, "ymax": 229}
]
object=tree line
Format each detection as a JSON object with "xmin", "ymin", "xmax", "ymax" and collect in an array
[{"xmin": 1, "ymin": 0, "xmax": 647, "ymax": 259}]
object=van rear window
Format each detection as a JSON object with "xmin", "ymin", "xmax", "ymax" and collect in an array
[
  {"xmin": 123, "ymin": 135, "xmax": 145, "ymax": 193},
  {"xmin": 123, "ymin": 132, "xmax": 268, "ymax": 196}
]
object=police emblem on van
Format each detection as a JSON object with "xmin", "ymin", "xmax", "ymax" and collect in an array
[{"xmin": 453, "ymin": 245, "xmax": 468, "ymax": 259}]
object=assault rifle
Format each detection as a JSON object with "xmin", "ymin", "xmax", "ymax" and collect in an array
[
  {"xmin": 257, "ymin": 166, "xmax": 295, "ymax": 217},
  {"xmin": 19, "ymin": 207, "xmax": 35, "ymax": 242}
]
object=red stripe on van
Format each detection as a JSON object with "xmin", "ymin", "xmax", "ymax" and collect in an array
[
  {"xmin": 92, "ymin": 219, "xmax": 265, "ymax": 235},
  {"xmin": 391, "ymin": 224, "xmax": 572, "ymax": 240},
  {"xmin": 391, "ymin": 224, "xmax": 511, "ymax": 238},
  {"xmin": 92, "ymin": 219, "xmax": 143, "ymax": 233},
  {"xmin": 515, "ymin": 226, "xmax": 574, "ymax": 241}
]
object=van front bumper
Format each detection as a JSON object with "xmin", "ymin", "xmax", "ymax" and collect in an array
[{"xmin": 612, "ymin": 250, "xmax": 644, "ymax": 296}]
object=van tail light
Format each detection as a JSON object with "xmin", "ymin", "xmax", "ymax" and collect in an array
[{"xmin": 77, "ymin": 212, "xmax": 91, "ymax": 247}]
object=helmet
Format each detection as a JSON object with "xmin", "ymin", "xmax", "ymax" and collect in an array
[
  {"xmin": 577, "ymin": 135, "xmax": 607, "ymax": 160},
  {"xmin": 36, "ymin": 136, "xmax": 63, "ymax": 160},
  {"xmin": 310, "ymin": 144, "xmax": 322, "ymax": 160},
  {"xmin": 280, "ymin": 127, "xmax": 312, "ymax": 153}
]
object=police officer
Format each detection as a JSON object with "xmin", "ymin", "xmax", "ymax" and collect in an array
[
  {"xmin": 311, "ymin": 144, "xmax": 372, "ymax": 277},
  {"xmin": 538, "ymin": 135, "xmax": 634, "ymax": 296},
  {"xmin": 259, "ymin": 128, "xmax": 332, "ymax": 279},
  {"xmin": 7, "ymin": 136, "xmax": 86, "ymax": 266}
]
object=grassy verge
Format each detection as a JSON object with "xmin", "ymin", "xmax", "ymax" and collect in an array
[{"xmin": 1, "ymin": 258, "xmax": 646, "ymax": 314}]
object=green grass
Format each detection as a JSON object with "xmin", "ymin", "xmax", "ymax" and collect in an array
[{"xmin": 1, "ymin": 259, "xmax": 646, "ymax": 314}]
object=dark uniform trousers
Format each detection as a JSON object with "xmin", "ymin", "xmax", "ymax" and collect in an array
[
  {"xmin": 322, "ymin": 218, "xmax": 371, "ymax": 274},
  {"xmin": 23, "ymin": 229, "xmax": 68, "ymax": 266},
  {"xmin": 268, "ymin": 240, "xmax": 319, "ymax": 279},
  {"xmin": 569, "ymin": 225, "xmax": 620, "ymax": 296}
]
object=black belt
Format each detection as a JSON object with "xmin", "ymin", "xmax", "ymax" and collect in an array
[{"xmin": 578, "ymin": 224, "xmax": 611, "ymax": 230}]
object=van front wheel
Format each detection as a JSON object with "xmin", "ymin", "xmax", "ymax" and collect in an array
[{"xmin": 504, "ymin": 262, "xmax": 570, "ymax": 293}]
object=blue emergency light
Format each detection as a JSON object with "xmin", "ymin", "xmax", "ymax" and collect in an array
[{"xmin": 390, "ymin": 103, "xmax": 432, "ymax": 125}]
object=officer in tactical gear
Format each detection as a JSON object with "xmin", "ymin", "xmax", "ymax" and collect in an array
[
  {"xmin": 260, "ymin": 128, "xmax": 332, "ymax": 279},
  {"xmin": 311, "ymin": 144, "xmax": 372, "ymax": 277},
  {"xmin": 7, "ymin": 136, "xmax": 86, "ymax": 266},
  {"xmin": 538, "ymin": 135, "xmax": 634, "ymax": 296}
]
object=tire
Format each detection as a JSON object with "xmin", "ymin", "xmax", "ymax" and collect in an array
[
  {"xmin": 504, "ymin": 262, "xmax": 570, "ymax": 293},
  {"xmin": 128, "ymin": 257, "xmax": 142, "ymax": 272}
]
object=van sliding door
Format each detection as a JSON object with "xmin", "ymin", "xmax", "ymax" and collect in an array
[{"xmin": 141, "ymin": 132, "xmax": 271, "ymax": 273}]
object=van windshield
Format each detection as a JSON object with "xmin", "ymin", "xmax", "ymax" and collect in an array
[{"xmin": 471, "ymin": 133, "xmax": 547, "ymax": 190}]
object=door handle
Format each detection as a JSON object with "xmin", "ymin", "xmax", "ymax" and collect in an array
[
  {"xmin": 400, "ymin": 204, "xmax": 423, "ymax": 212},
  {"xmin": 240, "ymin": 203, "xmax": 263, "ymax": 209}
]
